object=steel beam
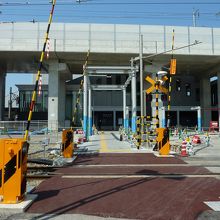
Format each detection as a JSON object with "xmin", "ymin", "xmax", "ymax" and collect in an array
[{"xmin": 91, "ymin": 85, "xmax": 123, "ymax": 91}]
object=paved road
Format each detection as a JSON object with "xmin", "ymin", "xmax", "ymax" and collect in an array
[
  {"xmin": 2, "ymin": 131, "xmax": 220, "ymax": 220},
  {"xmin": 25, "ymin": 132, "xmax": 220, "ymax": 219}
]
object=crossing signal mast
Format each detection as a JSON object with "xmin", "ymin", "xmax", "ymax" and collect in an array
[{"xmin": 145, "ymin": 30, "xmax": 176, "ymax": 156}]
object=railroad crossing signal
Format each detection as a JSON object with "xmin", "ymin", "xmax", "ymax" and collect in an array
[
  {"xmin": 170, "ymin": 59, "xmax": 177, "ymax": 75},
  {"xmin": 145, "ymin": 76, "xmax": 168, "ymax": 94}
]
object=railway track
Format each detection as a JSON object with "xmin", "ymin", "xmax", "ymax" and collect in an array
[{"xmin": 26, "ymin": 165, "xmax": 220, "ymax": 180}]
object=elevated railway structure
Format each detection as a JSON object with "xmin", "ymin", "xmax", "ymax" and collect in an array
[{"xmin": 0, "ymin": 23, "xmax": 220, "ymax": 130}]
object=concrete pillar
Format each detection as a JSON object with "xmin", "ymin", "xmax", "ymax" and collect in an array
[
  {"xmin": 131, "ymin": 70, "xmax": 137, "ymax": 133},
  {"xmin": 217, "ymin": 73, "xmax": 220, "ymax": 130},
  {"xmin": 83, "ymin": 74, "xmax": 88, "ymax": 136},
  {"xmin": 48, "ymin": 60, "xmax": 66, "ymax": 130},
  {"xmin": 200, "ymin": 77, "xmax": 211, "ymax": 129},
  {"xmin": 113, "ymin": 111, "xmax": 116, "ymax": 130},
  {"xmin": 161, "ymin": 107, "xmax": 166, "ymax": 128},
  {"xmin": 59, "ymin": 77, "xmax": 66, "ymax": 128},
  {"xmin": 123, "ymin": 87, "xmax": 126, "ymax": 128},
  {"xmin": 0, "ymin": 70, "xmax": 6, "ymax": 121},
  {"xmin": 88, "ymin": 88, "xmax": 92, "ymax": 136},
  {"xmin": 177, "ymin": 110, "xmax": 180, "ymax": 127},
  {"xmin": 125, "ymin": 106, "xmax": 129, "ymax": 129}
]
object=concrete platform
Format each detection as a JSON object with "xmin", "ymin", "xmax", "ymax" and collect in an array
[
  {"xmin": 64, "ymin": 156, "xmax": 77, "ymax": 164},
  {"xmin": 204, "ymin": 202, "xmax": 220, "ymax": 211},
  {"xmin": 153, "ymin": 152, "xmax": 175, "ymax": 157},
  {"xmin": 0, "ymin": 194, "xmax": 37, "ymax": 213}
]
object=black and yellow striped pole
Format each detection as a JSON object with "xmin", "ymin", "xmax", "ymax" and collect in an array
[
  {"xmin": 24, "ymin": 0, "xmax": 56, "ymax": 140},
  {"xmin": 155, "ymin": 73, "xmax": 159, "ymax": 129},
  {"xmin": 71, "ymin": 50, "xmax": 90, "ymax": 128},
  {"xmin": 136, "ymin": 117, "xmax": 141, "ymax": 149},
  {"xmin": 167, "ymin": 29, "xmax": 176, "ymax": 127}
]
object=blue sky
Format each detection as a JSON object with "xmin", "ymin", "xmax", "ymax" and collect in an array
[{"xmin": 2, "ymin": 0, "xmax": 220, "ymax": 97}]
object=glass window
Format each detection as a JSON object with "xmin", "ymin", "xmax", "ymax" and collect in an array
[
  {"xmin": 196, "ymin": 88, "xmax": 200, "ymax": 102},
  {"xmin": 176, "ymin": 79, "xmax": 181, "ymax": 91},
  {"xmin": 185, "ymin": 83, "xmax": 191, "ymax": 96}
]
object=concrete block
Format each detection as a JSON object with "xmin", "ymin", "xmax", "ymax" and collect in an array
[
  {"xmin": 0, "ymin": 194, "xmax": 37, "ymax": 213},
  {"xmin": 153, "ymin": 152, "xmax": 174, "ymax": 157}
]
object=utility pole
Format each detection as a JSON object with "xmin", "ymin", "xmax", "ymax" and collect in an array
[
  {"xmin": 193, "ymin": 9, "xmax": 199, "ymax": 27},
  {"xmin": 139, "ymin": 34, "xmax": 144, "ymax": 117},
  {"xmin": 8, "ymin": 87, "xmax": 12, "ymax": 120}
]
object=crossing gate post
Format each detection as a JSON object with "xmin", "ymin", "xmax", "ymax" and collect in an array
[
  {"xmin": 0, "ymin": 139, "xmax": 29, "ymax": 204},
  {"xmin": 156, "ymin": 128, "xmax": 170, "ymax": 155},
  {"xmin": 62, "ymin": 129, "xmax": 74, "ymax": 158},
  {"xmin": 136, "ymin": 117, "xmax": 141, "ymax": 149}
]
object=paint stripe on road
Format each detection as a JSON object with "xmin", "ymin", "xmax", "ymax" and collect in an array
[
  {"xmin": 99, "ymin": 133, "xmax": 132, "ymax": 153},
  {"xmin": 62, "ymin": 174, "xmax": 220, "ymax": 179},
  {"xmin": 73, "ymin": 164, "xmax": 209, "ymax": 167},
  {"xmin": 100, "ymin": 133, "xmax": 109, "ymax": 153}
]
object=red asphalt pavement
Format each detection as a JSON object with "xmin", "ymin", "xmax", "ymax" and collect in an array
[{"xmin": 27, "ymin": 153, "xmax": 220, "ymax": 220}]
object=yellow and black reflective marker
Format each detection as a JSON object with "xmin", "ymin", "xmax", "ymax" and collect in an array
[
  {"xmin": 71, "ymin": 50, "xmax": 90, "ymax": 127},
  {"xmin": 62, "ymin": 129, "xmax": 74, "ymax": 158},
  {"xmin": 24, "ymin": 0, "xmax": 57, "ymax": 140},
  {"xmin": 0, "ymin": 139, "xmax": 29, "ymax": 203}
]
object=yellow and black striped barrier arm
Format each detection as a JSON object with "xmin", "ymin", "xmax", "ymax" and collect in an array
[
  {"xmin": 71, "ymin": 50, "xmax": 90, "ymax": 127},
  {"xmin": 24, "ymin": 0, "xmax": 56, "ymax": 140}
]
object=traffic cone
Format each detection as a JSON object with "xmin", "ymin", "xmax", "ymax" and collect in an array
[{"xmin": 181, "ymin": 141, "xmax": 188, "ymax": 157}]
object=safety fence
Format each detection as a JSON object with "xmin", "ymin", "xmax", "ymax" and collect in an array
[
  {"xmin": 0, "ymin": 121, "xmax": 48, "ymax": 134},
  {"xmin": 120, "ymin": 120, "xmax": 218, "ymax": 150}
]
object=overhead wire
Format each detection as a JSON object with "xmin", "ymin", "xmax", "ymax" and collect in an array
[{"xmin": 1, "ymin": 2, "xmax": 220, "ymax": 6}]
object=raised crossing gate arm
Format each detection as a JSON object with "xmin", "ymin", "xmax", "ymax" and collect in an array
[
  {"xmin": 61, "ymin": 50, "xmax": 90, "ymax": 158},
  {"xmin": 0, "ymin": 0, "xmax": 57, "ymax": 204},
  {"xmin": 71, "ymin": 50, "xmax": 90, "ymax": 128},
  {"xmin": 24, "ymin": 0, "xmax": 57, "ymax": 141}
]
